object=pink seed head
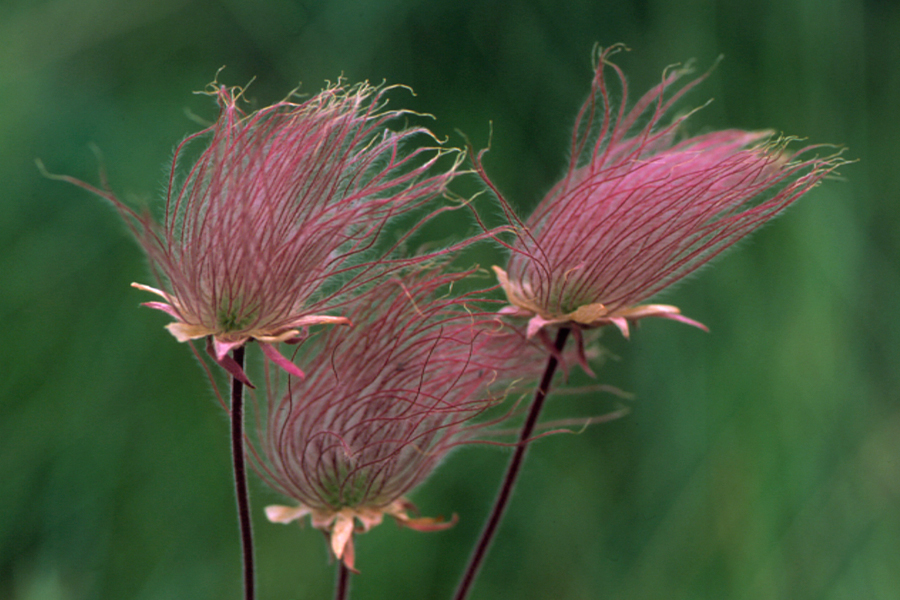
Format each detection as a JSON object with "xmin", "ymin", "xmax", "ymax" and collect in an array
[
  {"xmin": 64, "ymin": 79, "xmax": 460, "ymax": 381},
  {"xmin": 255, "ymin": 269, "xmax": 535, "ymax": 568},
  {"xmin": 484, "ymin": 45, "xmax": 844, "ymax": 340}
]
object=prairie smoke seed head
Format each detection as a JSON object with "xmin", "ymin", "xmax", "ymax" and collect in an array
[
  {"xmin": 486, "ymin": 45, "xmax": 844, "ymax": 344},
  {"xmin": 253, "ymin": 270, "xmax": 534, "ymax": 570},
  {"xmin": 61, "ymin": 79, "xmax": 461, "ymax": 383}
]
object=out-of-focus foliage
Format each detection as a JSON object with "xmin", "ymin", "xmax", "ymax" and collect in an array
[{"xmin": 2, "ymin": 1, "xmax": 897, "ymax": 599}]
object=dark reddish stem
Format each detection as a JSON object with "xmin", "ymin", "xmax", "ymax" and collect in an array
[
  {"xmin": 230, "ymin": 346, "xmax": 256, "ymax": 600},
  {"xmin": 335, "ymin": 561, "xmax": 351, "ymax": 600},
  {"xmin": 453, "ymin": 327, "xmax": 571, "ymax": 600}
]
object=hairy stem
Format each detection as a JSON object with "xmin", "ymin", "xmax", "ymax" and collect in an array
[
  {"xmin": 335, "ymin": 561, "xmax": 351, "ymax": 600},
  {"xmin": 453, "ymin": 327, "xmax": 571, "ymax": 600},
  {"xmin": 231, "ymin": 346, "xmax": 255, "ymax": 600}
]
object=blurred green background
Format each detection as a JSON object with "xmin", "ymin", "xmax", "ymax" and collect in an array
[{"xmin": 2, "ymin": 0, "xmax": 897, "ymax": 599}]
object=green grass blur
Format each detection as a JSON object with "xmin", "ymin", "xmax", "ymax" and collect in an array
[{"xmin": 2, "ymin": 0, "xmax": 897, "ymax": 599}]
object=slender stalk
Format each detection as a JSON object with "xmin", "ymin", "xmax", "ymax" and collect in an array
[
  {"xmin": 230, "ymin": 346, "xmax": 255, "ymax": 600},
  {"xmin": 454, "ymin": 327, "xmax": 571, "ymax": 600},
  {"xmin": 334, "ymin": 561, "xmax": 351, "ymax": 600}
]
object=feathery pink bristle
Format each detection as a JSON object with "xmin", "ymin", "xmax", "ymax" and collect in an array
[{"xmin": 485, "ymin": 46, "xmax": 843, "ymax": 339}]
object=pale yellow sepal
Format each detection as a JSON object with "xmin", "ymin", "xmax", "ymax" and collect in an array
[
  {"xmin": 254, "ymin": 330, "xmax": 303, "ymax": 344},
  {"xmin": 567, "ymin": 302, "xmax": 610, "ymax": 324},
  {"xmin": 265, "ymin": 504, "xmax": 312, "ymax": 524},
  {"xmin": 492, "ymin": 266, "xmax": 543, "ymax": 315},
  {"xmin": 130, "ymin": 282, "xmax": 172, "ymax": 301},
  {"xmin": 330, "ymin": 512, "xmax": 358, "ymax": 565},
  {"xmin": 166, "ymin": 321, "xmax": 214, "ymax": 342}
]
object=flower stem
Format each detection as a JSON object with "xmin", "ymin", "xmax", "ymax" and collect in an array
[
  {"xmin": 453, "ymin": 326, "xmax": 571, "ymax": 600},
  {"xmin": 335, "ymin": 561, "xmax": 351, "ymax": 600},
  {"xmin": 230, "ymin": 346, "xmax": 255, "ymax": 600}
]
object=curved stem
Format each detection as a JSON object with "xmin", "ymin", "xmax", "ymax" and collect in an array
[
  {"xmin": 334, "ymin": 561, "xmax": 351, "ymax": 600},
  {"xmin": 230, "ymin": 346, "xmax": 255, "ymax": 600},
  {"xmin": 453, "ymin": 327, "xmax": 571, "ymax": 600}
]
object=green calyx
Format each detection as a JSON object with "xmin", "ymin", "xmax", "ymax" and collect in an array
[
  {"xmin": 216, "ymin": 294, "xmax": 258, "ymax": 332},
  {"xmin": 320, "ymin": 467, "xmax": 376, "ymax": 510}
]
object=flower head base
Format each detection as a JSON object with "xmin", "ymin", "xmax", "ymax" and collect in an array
[
  {"xmin": 64, "ymin": 80, "xmax": 461, "ymax": 384},
  {"xmin": 265, "ymin": 498, "xmax": 456, "ymax": 572},
  {"xmin": 253, "ymin": 270, "xmax": 532, "ymax": 569},
  {"xmin": 492, "ymin": 265, "xmax": 705, "ymax": 340},
  {"xmin": 481, "ymin": 45, "xmax": 843, "ymax": 346}
]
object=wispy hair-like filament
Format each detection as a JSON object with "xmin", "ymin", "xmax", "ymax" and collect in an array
[
  {"xmin": 476, "ymin": 45, "xmax": 846, "ymax": 342},
  {"xmin": 250, "ymin": 270, "xmax": 539, "ymax": 569}
]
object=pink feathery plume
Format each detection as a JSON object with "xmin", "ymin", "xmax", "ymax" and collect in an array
[
  {"xmin": 478, "ymin": 45, "xmax": 844, "ymax": 350},
  {"xmin": 60, "ymin": 80, "xmax": 463, "ymax": 384},
  {"xmin": 253, "ymin": 269, "xmax": 537, "ymax": 571}
]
